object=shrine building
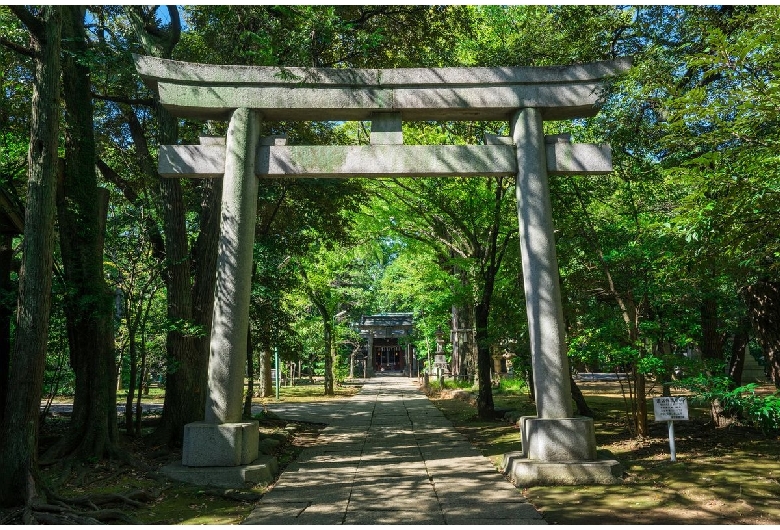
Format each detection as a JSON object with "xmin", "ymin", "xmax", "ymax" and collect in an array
[{"xmin": 356, "ymin": 313, "xmax": 418, "ymax": 376}]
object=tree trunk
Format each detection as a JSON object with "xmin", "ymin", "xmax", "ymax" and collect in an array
[
  {"xmin": 474, "ymin": 176, "xmax": 511, "ymax": 419},
  {"xmin": 324, "ymin": 320, "xmax": 334, "ymax": 396},
  {"xmin": 135, "ymin": 326, "xmax": 147, "ymax": 436},
  {"xmin": 49, "ymin": 6, "xmax": 117, "ymax": 461},
  {"xmin": 700, "ymin": 296, "xmax": 723, "ymax": 361},
  {"xmin": 125, "ymin": 329, "xmax": 138, "ymax": 434},
  {"xmin": 0, "ymin": 5, "xmax": 61, "ymax": 507},
  {"xmin": 475, "ymin": 303, "xmax": 494, "ymax": 419},
  {"xmin": 727, "ymin": 317, "xmax": 750, "ymax": 388},
  {"xmin": 0, "ymin": 234, "xmax": 13, "ymax": 428},
  {"xmin": 154, "ymin": 170, "xmax": 198, "ymax": 444},
  {"xmin": 191, "ymin": 176, "xmax": 222, "ymax": 414},
  {"xmin": 570, "ymin": 376, "xmax": 593, "ymax": 417},
  {"xmin": 259, "ymin": 348, "xmax": 273, "ymax": 398},
  {"xmin": 451, "ymin": 303, "xmax": 475, "ymax": 381},
  {"xmin": 744, "ymin": 280, "xmax": 780, "ymax": 387},
  {"xmin": 299, "ymin": 266, "xmax": 335, "ymax": 396},
  {"xmin": 157, "ymin": 175, "xmax": 222, "ymax": 440},
  {"xmin": 635, "ymin": 368, "xmax": 648, "ymax": 437}
]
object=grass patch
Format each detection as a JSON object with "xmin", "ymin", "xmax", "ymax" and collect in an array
[
  {"xmin": 256, "ymin": 381, "xmax": 362, "ymax": 403},
  {"xmin": 134, "ymin": 483, "xmax": 261, "ymax": 525}
]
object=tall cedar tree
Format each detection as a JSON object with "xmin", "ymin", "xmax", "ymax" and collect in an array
[
  {"xmin": 127, "ymin": 6, "xmax": 222, "ymax": 445},
  {"xmin": 0, "ymin": 5, "xmax": 61, "ymax": 507},
  {"xmin": 45, "ymin": 5, "xmax": 118, "ymax": 462}
]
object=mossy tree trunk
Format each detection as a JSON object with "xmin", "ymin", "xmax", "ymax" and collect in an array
[
  {"xmin": 49, "ymin": 5, "xmax": 117, "ymax": 461},
  {"xmin": 0, "ymin": 5, "xmax": 61, "ymax": 507},
  {"xmin": 745, "ymin": 280, "xmax": 780, "ymax": 387},
  {"xmin": 0, "ymin": 234, "xmax": 14, "ymax": 428},
  {"xmin": 126, "ymin": 6, "xmax": 221, "ymax": 446}
]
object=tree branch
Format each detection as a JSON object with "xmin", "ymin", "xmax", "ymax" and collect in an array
[
  {"xmin": 96, "ymin": 158, "xmax": 138, "ymax": 204},
  {"xmin": 9, "ymin": 6, "xmax": 44, "ymax": 39},
  {"xmin": 92, "ymin": 92, "xmax": 155, "ymax": 107},
  {"xmin": 0, "ymin": 36, "xmax": 34, "ymax": 58}
]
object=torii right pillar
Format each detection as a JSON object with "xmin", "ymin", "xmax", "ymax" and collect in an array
[{"xmin": 502, "ymin": 108, "xmax": 622, "ymax": 485}]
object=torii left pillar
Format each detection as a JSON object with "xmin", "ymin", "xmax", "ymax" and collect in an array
[{"xmin": 180, "ymin": 107, "xmax": 261, "ymax": 468}]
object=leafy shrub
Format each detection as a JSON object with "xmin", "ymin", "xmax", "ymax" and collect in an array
[
  {"xmin": 426, "ymin": 379, "xmax": 472, "ymax": 393},
  {"xmin": 496, "ymin": 376, "xmax": 528, "ymax": 394},
  {"xmin": 747, "ymin": 392, "xmax": 780, "ymax": 435},
  {"xmin": 444, "ymin": 378, "xmax": 475, "ymax": 391},
  {"xmin": 677, "ymin": 374, "xmax": 780, "ymax": 434}
]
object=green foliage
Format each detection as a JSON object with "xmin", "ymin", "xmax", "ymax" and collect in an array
[
  {"xmin": 334, "ymin": 352, "xmax": 351, "ymax": 383},
  {"xmin": 182, "ymin": 5, "xmax": 472, "ymax": 68},
  {"xmin": 457, "ymin": 5, "xmax": 632, "ymax": 67},
  {"xmin": 163, "ymin": 318, "xmax": 205, "ymax": 338},
  {"xmin": 496, "ymin": 376, "xmax": 528, "ymax": 394},
  {"xmin": 444, "ymin": 378, "xmax": 475, "ymax": 391},
  {"xmin": 677, "ymin": 375, "xmax": 780, "ymax": 434}
]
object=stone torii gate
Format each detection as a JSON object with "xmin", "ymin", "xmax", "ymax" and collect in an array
[{"xmin": 135, "ymin": 56, "xmax": 629, "ymax": 486}]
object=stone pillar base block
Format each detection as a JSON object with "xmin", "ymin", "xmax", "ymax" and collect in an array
[
  {"xmin": 161, "ymin": 456, "xmax": 277, "ymax": 488},
  {"xmin": 520, "ymin": 416, "xmax": 596, "ymax": 461},
  {"xmin": 182, "ymin": 421, "xmax": 259, "ymax": 467},
  {"xmin": 503, "ymin": 451, "xmax": 622, "ymax": 486}
]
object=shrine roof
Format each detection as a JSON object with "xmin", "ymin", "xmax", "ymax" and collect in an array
[{"xmin": 358, "ymin": 313, "xmax": 414, "ymax": 329}]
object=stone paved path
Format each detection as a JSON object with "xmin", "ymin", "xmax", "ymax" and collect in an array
[{"xmin": 243, "ymin": 374, "xmax": 545, "ymax": 525}]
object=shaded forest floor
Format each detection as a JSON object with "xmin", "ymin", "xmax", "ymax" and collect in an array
[
  {"xmin": 432, "ymin": 379, "xmax": 780, "ymax": 525},
  {"xmin": 2, "ymin": 379, "xmax": 778, "ymax": 524},
  {"xmin": 1, "ymin": 382, "xmax": 357, "ymax": 524}
]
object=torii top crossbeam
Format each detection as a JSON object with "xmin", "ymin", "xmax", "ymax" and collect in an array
[{"xmin": 134, "ymin": 55, "xmax": 631, "ymax": 122}]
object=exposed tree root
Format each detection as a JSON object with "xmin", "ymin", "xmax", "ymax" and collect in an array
[
  {"xmin": 1, "ymin": 485, "xmax": 162, "ymax": 525},
  {"xmin": 50, "ymin": 489, "xmax": 159, "ymax": 509},
  {"xmin": 0, "ymin": 508, "xmax": 24, "ymax": 525},
  {"xmin": 28, "ymin": 502, "xmax": 142, "ymax": 524}
]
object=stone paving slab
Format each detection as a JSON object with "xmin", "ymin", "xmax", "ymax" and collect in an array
[
  {"xmin": 259, "ymin": 488, "xmax": 353, "ymax": 504},
  {"xmin": 345, "ymin": 509, "xmax": 446, "ymax": 525},
  {"xmin": 243, "ymin": 374, "xmax": 545, "ymax": 525}
]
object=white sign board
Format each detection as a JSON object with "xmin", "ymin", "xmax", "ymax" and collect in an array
[{"xmin": 653, "ymin": 397, "xmax": 689, "ymax": 421}]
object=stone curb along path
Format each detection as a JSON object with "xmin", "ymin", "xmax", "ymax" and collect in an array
[{"xmin": 243, "ymin": 375, "xmax": 545, "ymax": 525}]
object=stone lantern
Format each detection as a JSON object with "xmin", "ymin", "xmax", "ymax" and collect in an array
[{"xmin": 434, "ymin": 327, "xmax": 450, "ymax": 386}]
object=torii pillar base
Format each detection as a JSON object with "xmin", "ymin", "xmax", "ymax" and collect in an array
[
  {"xmin": 181, "ymin": 421, "xmax": 260, "ymax": 467},
  {"xmin": 502, "ymin": 416, "xmax": 622, "ymax": 486},
  {"xmin": 160, "ymin": 421, "xmax": 265, "ymax": 488},
  {"xmin": 503, "ymin": 453, "xmax": 622, "ymax": 486}
]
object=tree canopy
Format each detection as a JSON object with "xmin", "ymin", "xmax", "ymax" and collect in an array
[{"xmin": 1, "ymin": 3, "xmax": 779, "ymax": 508}]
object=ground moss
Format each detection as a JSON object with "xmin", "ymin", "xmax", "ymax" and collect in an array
[{"xmin": 21, "ymin": 378, "xmax": 779, "ymax": 525}]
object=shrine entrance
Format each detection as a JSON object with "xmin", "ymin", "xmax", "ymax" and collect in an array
[
  {"xmin": 374, "ymin": 341, "xmax": 403, "ymax": 372},
  {"xmin": 135, "ymin": 54, "xmax": 628, "ymax": 484},
  {"xmin": 357, "ymin": 313, "xmax": 415, "ymax": 375}
]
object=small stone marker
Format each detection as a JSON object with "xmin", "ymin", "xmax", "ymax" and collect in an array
[{"xmin": 653, "ymin": 397, "xmax": 689, "ymax": 462}]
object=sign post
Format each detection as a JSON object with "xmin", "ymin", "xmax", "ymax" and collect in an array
[
  {"xmin": 274, "ymin": 347, "xmax": 280, "ymax": 400},
  {"xmin": 652, "ymin": 396, "xmax": 689, "ymax": 462}
]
